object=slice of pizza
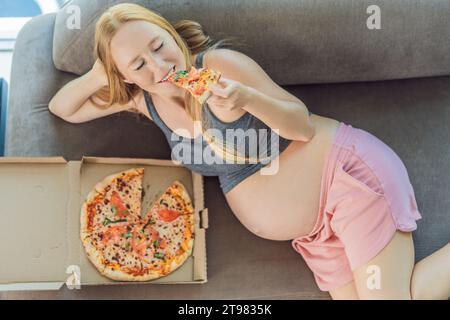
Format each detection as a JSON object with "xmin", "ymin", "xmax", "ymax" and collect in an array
[
  {"xmin": 142, "ymin": 180, "xmax": 195, "ymax": 275},
  {"xmin": 166, "ymin": 66, "xmax": 221, "ymax": 104},
  {"xmin": 82, "ymin": 222, "xmax": 168, "ymax": 281},
  {"xmin": 80, "ymin": 168, "xmax": 144, "ymax": 239}
]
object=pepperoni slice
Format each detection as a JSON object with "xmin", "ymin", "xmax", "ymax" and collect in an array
[
  {"xmin": 131, "ymin": 234, "xmax": 147, "ymax": 257},
  {"xmin": 193, "ymin": 86, "xmax": 205, "ymax": 96},
  {"xmin": 110, "ymin": 191, "xmax": 129, "ymax": 218},
  {"xmin": 102, "ymin": 225, "xmax": 127, "ymax": 246},
  {"xmin": 159, "ymin": 239, "xmax": 168, "ymax": 249},
  {"xmin": 157, "ymin": 209, "xmax": 180, "ymax": 223},
  {"xmin": 187, "ymin": 67, "xmax": 200, "ymax": 81},
  {"xmin": 148, "ymin": 226, "xmax": 160, "ymax": 241}
]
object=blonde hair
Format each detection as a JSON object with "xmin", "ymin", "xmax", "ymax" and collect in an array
[{"xmin": 91, "ymin": 3, "xmax": 272, "ymax": 164}]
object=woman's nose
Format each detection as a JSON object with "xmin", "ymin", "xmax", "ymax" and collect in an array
[{"xmin": 147, "ymin": 59, "xmax": 169, "ymax": 77}]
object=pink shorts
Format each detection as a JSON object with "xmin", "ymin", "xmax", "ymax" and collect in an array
[{"xmin": 291, "ymin": 122, "xmax": 422, "ymax": 292}]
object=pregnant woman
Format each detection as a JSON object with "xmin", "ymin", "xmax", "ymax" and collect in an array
[{"xmin": 49, "ymin": 3, "xmax": 449, "ymax": 299}]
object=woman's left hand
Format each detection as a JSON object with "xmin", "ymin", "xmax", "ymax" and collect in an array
[{"xmin": 206, "ymin": 77, "xmax": 253, "ymax": 111}]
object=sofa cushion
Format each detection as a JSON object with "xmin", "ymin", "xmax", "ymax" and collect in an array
[{"xmin": 53, "ymin": 0, "xmax": 450, "ymax": 84}]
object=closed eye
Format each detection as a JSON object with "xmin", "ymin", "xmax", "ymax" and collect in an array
[{"xmin": 135, "ymin": 42, "xmax": 164, "ymax": 71}]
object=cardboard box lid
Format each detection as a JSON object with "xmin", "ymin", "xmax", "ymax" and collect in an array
[
  {"xmin": 0, "ymin": 156, "xmax": 207, "ymax": 291},
  {"xmin": 0, "ymin": 157, "xmax": 70, "ymax": 286}
]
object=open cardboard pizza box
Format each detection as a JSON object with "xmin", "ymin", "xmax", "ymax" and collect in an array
[{"xmin": 0, "ymin": 156, "xmax": 208, "ymax": 291}]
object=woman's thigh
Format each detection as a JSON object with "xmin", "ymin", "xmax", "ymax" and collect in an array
[
  {"xmin": 329, "ymin": 281, "xmax": 359, "ymax": 300},
  {"xmin": 352, "ymin": 230, "xmax": 415, "ymax": 299}
]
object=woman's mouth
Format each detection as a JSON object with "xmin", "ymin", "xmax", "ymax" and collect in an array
[{"xmin": 159, "ymin": 66, "xmax": 176, "ymax": 83}]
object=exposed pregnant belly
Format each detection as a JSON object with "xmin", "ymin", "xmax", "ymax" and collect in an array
[{"xmin": 224, "ymin": 114, "xmax": 340, "ymax": 241}]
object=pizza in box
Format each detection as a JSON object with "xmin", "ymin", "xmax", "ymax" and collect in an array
[{"xmin": 80, "ymin": 168, "xmax": 195, "ymax": 281}]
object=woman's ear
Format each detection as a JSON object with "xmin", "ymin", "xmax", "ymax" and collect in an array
[{"xmin": 123, "ymin": 78, "xmax": 133, "ymax": 84}]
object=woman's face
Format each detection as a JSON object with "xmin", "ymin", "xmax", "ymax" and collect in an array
[{"xmin": 110, "ymin": 20, "xmax": 186, "ymax": 100}]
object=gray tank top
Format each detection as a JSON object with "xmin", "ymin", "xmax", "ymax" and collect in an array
[{"xmin": 143, "ymin": 49, "xmax": 307, "ymax": 194}]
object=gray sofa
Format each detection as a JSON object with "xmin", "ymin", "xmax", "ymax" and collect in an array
[
  {"xmin": 0, "ymin": 78, "xmax": 7, "ymax": 156},
  {"xmin": 3, "ymin": 0, "xmax": 450, "ymax": 299}
]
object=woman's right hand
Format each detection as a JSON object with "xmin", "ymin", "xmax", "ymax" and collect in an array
[{"xmin": 91, "ymin": 58, "xmax": 108, "ymax": 87}]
